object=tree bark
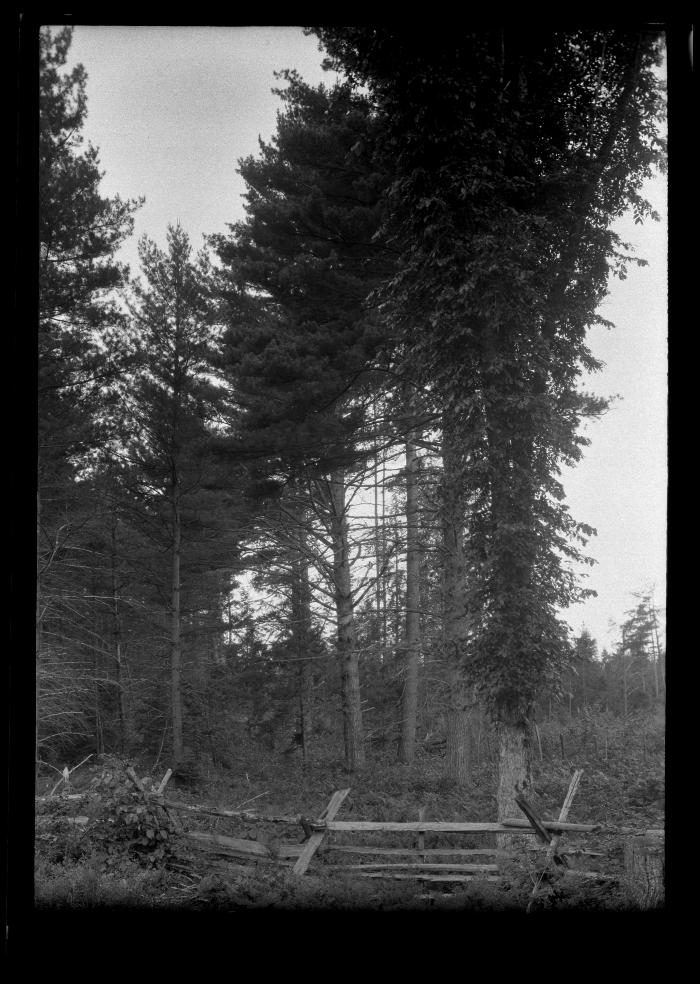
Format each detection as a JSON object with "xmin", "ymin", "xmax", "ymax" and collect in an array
[
  {"xmin": 496, "ymin": 718, "xmax": 533, "ymax": 852},
  {"xmin": 110, "ymin": 518, "xmax": 131, "ymax": 754},
  {"xmin": 90, "ymin": 573, "xmax": 104, "ymax": 756},
  {"xmin": 373, "ymin": 396, "xmax": 384, "ymax": 659},
  {"xmin": 623, "ymin": 835, "xmax": 664, "ymax": 909},
  {"xmin": 651, "ymin": 606, "xmax": 662, "ymax": 699},
  {"xmin": 399, "ymin": 425, "xmax": 421, "ymax": 764},
  {"xmin": 170, "ymin": 479, "xmax": 184, "ymax": 765},
  {"xmin": 445, "ymin": 671, "xmax": 470, "ymax": 783},
  {"xmin": 381, "ymin": 450, "xmax": 388, "ymax": 652},
  {"xmin": 651, "ymin": 647, "xmax": 659, "ymax": 700},
  {"xmin": 441, "ymin": 414, "xmax": 470, "ymax": 785},
  {"xmin": 36, "ymin": 487, "xmax": 43, "ymax": 786},
  {"xmin": 394, "ymin": 552, "xmax": 401, "ymax": 646},
  {"xmin": 291, "ymin": 549, "xmax": 313, "ymax": 766},
  {"xmin": 329, "ymin": 468, "xmax": 365, "ymax": 771}
]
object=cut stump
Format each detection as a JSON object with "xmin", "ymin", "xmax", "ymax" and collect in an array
[{"xmin": 623, "ymin": 834, "xmax": 664, "ymax": 909}]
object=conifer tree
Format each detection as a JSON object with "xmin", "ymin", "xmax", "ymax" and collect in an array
[
  {"xmin": 37, "ymin": 26, "xmax": 140, "ymax": 774},
  {"xmin": 39, "ymin": 26, "xmax": 140, "ymax": 483},
  {"xmin": 313, "ymin": 26, "xmax": 666, "ymax": 816},
  {"xmin": 113, "ymin": 224, "xmax": 237, "ymax": 766},
  {"xmin": 211, "ymin": 73, "xmax": 397, "ymax": 771},
  {"xmin": 573, "ymin": 627, "xmax": 598, "ymax": 710}
]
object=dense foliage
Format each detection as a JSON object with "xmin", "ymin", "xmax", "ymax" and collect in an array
[
  {"xmin": 210, "ymin": 71, "xmax": 397, "ymax": 480},
  {"xmin": 312, "ymin": 27, "xmax": 666, "ymax": 726}
]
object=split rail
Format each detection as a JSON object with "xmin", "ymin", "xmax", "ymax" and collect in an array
[
  {"xmin": 38, "ymin": 765, "xmax": 664, "ymax": 905},
  {"xmin": 139, "ymin": 769, "xmax": 662, "ymax": 901}
]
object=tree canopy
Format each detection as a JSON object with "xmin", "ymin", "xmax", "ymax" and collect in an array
[{"xmin": 311, "ymin": 26, "xmax": 666, "ymax": 725}]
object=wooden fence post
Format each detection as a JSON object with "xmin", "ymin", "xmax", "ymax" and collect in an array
[
  {"xmin": 527, "ymin": 769, "xmax": 583, "ymax": 912},
  {"xmin": 417, "ymin": 806, "xmax": 427, "ymax": 859},
  {"xmin": 292, "ymin": 788, "xmax": 351, "ymax": 877}
]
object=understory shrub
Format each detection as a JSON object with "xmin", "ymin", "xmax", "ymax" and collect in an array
[{"xmin": 85, "ymin": 756, "xmax": 181, "ymax": 868}]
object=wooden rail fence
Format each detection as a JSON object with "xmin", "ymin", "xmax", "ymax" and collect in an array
[{"xmin": 37, "ymin": 766, "xmax": 664, "ymax": 906}]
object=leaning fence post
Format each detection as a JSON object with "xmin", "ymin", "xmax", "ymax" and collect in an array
[
  {"xmin": 526, "ymin": 768, "xmax": 583, "ymax": 913},
  {"xmin": 126, "ymin": 766, "xmax": 147, "ymax": 793},
  {"xmin": 156, "ymin": 768, "xmax": 173, "ymax": 795},
  {"xmin": 292, "ymin": 788, "xmax": 351, "ymax": 877}
]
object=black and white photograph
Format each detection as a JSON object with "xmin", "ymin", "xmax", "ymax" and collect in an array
[{"xmin": 22, "ymin": 20, "xmax": 677, "ymax": 919}]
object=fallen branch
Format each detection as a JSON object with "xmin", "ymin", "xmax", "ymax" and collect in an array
[
  {"xmin": 36, "ymin": 793, "xmax": 85, "ymax": 802},
  {"xmin": 156, "ymin": 798, "xmax": 301, "ymax": 824},
  {"xmin": 231, "ymin": 790, "xmax": 269, "ymax": 811},
  {"xmin": 36, "ymin": 815, "xmax": 90, "ymax": 827}
]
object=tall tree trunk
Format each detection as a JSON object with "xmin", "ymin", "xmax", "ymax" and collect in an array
[
  {"xmin": 483, "ymin": 400, "xmax": 538, "ymax": 844},
  {"xmin": 291, "ymin": 548, "xmax": 313, "ymax": 765},
  {"xmin": 394, "ymin": 552, "xmax": 401, "ymax": 645},
  {"xmin": 90, "ymin": 573, "xmax": 104, "ymax": 756},
  {"xmin": 93, "ymin": 645, "xmax": 103, "ymax": 756},
  {"xmin": 170, "ymin": 479, "xmax": 184, "ymax": 765},
  {"xmin": 381, "ymin": 451, "xmax": 388, "ymax": 652},
  {"xmin": 329, "ymin": 468, "xmax": 365, "ymax": 771},
  {"xmin": 373, "ymin": 396, "xmax": 383, "ymax": 660},
  {"xmin": 399, "ymin": 424, "xmax": 421, "ymax": 765},
  {"xmin": 650, "ymin": 607, "xmax": 662, "ymax": 699},
  {"xmin": 496, "ymin": 718, "xmax": 533, "ymax": 851},
  {"xmin": 110, "ymin": 518, "xmax": 131, "ymax": 753},
  {"xmin": 441, "ymin": 415, "xmax": 470, "ymax": 785},
  {"xmin": 36, "ymin": 487, "xmax": 43, "ymax": 786}
]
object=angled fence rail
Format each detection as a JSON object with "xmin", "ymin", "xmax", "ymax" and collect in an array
[{"xmin": 36, "ymin": 766, "xmax": 664, "ymax": 907}]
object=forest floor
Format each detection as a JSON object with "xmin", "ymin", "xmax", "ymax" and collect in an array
[{"xmin": 34, "ymin": 720, "xmax": 664, "ymax": 912}]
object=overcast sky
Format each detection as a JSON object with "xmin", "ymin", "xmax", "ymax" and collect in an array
[{"xmin": 61, "ymin": 25, "xmax": 667, "ymax": 652}]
